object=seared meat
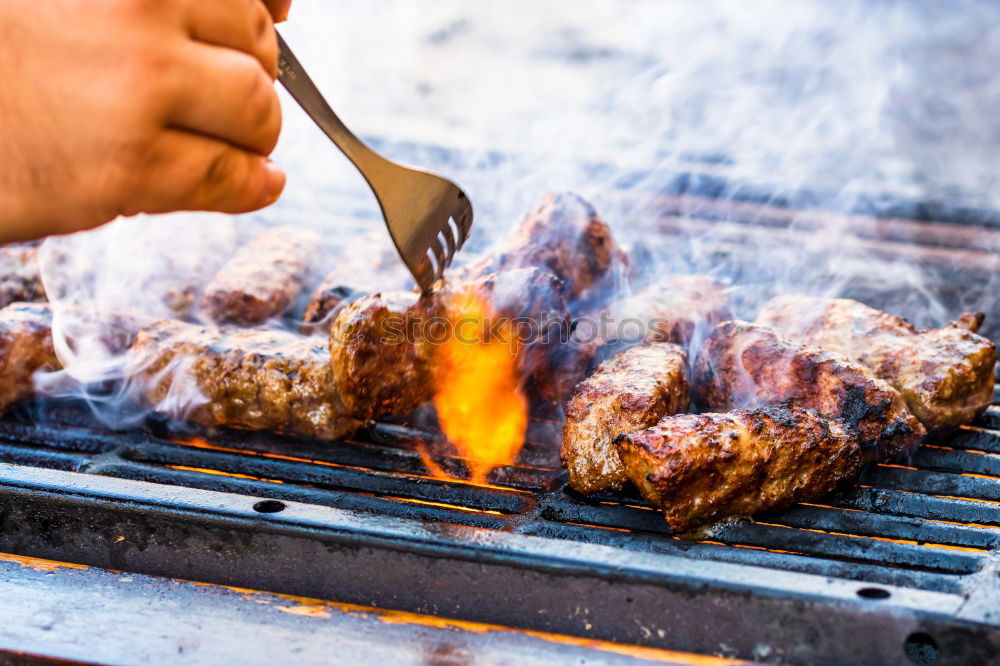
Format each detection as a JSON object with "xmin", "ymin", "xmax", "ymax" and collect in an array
[
  {"xmin": 0, "ymin": 303, "xmax": 59, "ymax": 412},
  {"xmin": 756, "ymin": 295, "xmax": 996, "ymax": 431},
  {"xmin": 694, "ymin": 321, "xmax": 923, "ymax": 461},
  {"xmin": 159, "ymin": 223, "xmax": 238, "ymax": 318},
  {"xmin": 127, "ymin": 321, "xmax": 359, "ymax": 440},
  {"xmin": 329, "ymin": 267, "xmax": 590, "ymax": 420},
  {"xmin": 616, "ymin": 406, "xmax": 862, "ymax": 532},
  {"xmin": 454, "ymin": 192, "xmax": 628, "ymax": 306},
  {"xmin": 301, "ymin": 280, "xmax": 362, "ymax": 334},
  {"xmin": 464, "ymin": 268, "xmax": 592, "ymax": 412},
  {"xmin": 38, "ymin": 220, "xmax": 237, "ymax": 320},
  {"xmin": 201, "ymin": 227, "xmax": 321, "ymax": 325},
  {"xmin": 561, "ymin": 342, "xmax": 690, "ymax": 494},
  {"xmin": 585, "ymin": 275, "xmax": 731, "ymax": 361},
  {"xmin": 329, "ymin": 291, "xmax": 436, "ymax": 420},
  {"xmin": 640, "ymin": 276, "xmax": 731, "ymax": 344},
  {"xmin": 0, "ymin": 247, "xmax": 45, "ymax": 308},
  {"xmin": 301, "ymin": 234, "xmax": 412, "ymax": 333}
]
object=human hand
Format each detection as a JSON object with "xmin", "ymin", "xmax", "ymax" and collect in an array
[{"xmin": 0, "ymin": 0, "xmax": 292, "ymax": 242}]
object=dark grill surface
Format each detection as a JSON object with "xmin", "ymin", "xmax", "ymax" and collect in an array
[
  {"xmin": 1, "ymin": 396, "xmax": 999, "ymax": 595},
  {"xmin": 2, "ymin": 159, "xmax": 1000, "ymax": 663}
]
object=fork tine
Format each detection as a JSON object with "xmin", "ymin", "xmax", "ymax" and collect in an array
[
  {"xmin": 453, "ymin": 199, "xmax": 473, "ymax": 246},
  {"xmin": 439, "ymin": 225, "xmax": 457, "ymax": 262},
  {"xmin": 430, "ymin": 235, "xmax": 449, "ymax": 279}
]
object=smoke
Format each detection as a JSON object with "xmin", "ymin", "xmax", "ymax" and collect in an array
[
  {"xmin": 269, "ymin": 0, "xmax": 999, "ymax": 323},
  {"xmin": 33, "ymin": 0, "xmax": 1000, "ymax": 424}
]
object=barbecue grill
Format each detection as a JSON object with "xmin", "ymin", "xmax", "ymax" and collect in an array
[{"xmin": 0, "ymin": 146, "xmax": 998, "ymax": 665}]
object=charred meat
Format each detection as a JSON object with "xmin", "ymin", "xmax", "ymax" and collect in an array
[
  {"xmin": 127, "ymin": 320, "xmax": 359, "ymax": 440},
  {"xmin": 616, "ymin": 406, "xmax": 862, "ymax": 532},
  {"xmin": 464, "ymin": 267, "xmax": 592, "ymax": 413},
  {"xmin": 201, "ymin": 227, "xmax": 321, "ymax": 325},
  {"xmin": 301, "ymin": 280, "xmax": 362, "ymax": 334},
  {"xmin": 0, "ymin": 246, "xmax": 45, "ymax": 309},
  {"xmin": 562, "ymin": 342, "xmax": 690, "ymax": 494},
  {"xmin": 756, "ymin": 295, "xmax": 996, "ymax": 431},
  {"xmin": 454, "ymin": 192, "xmax": 628, "ymax": 306},
  {"xmin": 0, "ymin": 303, "xmax": 59, "ymax": 412},
  {"xmin": 329, "ymin": 267, "xmax": 589, "ymax": 420},
  {"xmin": 302, "ymin": 234, "xmax": 412, "ymax": 333},
  {"xmin": 694, "ymin": 321, "xmax": 923, "ymax": 461},
  {"xmin": 638, "ymin": 275, "xmax": 731, "ymax": 344},
  {"xmin": 329, "ymin": 290, "xmax": 436, "ymax": 421},
  {"xmin": 585, "ymin": 275, "xmax": 731, "ymax": 361}
]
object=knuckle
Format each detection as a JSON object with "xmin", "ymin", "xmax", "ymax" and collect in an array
[
  {"xmin": 251, "ymin": 0, "xmax": 273, "ymax": 39},
  {"xmin": 201, "ymin": 149, "xmax": 251, "ymax": 204},
  {"xmin": 236, "ymin": 63, "xmax": 281, "ymax": 151},
  {"xmin": 102, "ymin": 139, "xmax": 155, "ymax": 216},
  {"xmin": 204, "ymin": 149, "xmax": 240, "ymax": 191}
]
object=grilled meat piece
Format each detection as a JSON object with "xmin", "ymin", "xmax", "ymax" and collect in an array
[
  {"xmin": 464, "ymin": 268, "xmax": 591, "ymax": 413},
  {"xmin": 127, "ymin": 321, "xmax": 359, "ymax": 440},
  {"xmin": 616, "ymin": 406, "xmax": 862, "ymax": 532},
  {"xmin": 0, "ymin": 247, "xmax": 45, "ymax": 309},
  {"xmin": 301, "ymin": 233, "xmax": 413, "ymax": 333},
  {"xmin": 329, "ymin": 291, "xmax": 436, "ymax": 420},
  {"xmin": 585, "ymin": 275, "xmax": 731, "ymax": 362},
  {"xmin": 301, "ymin": 281, "xmax": 362, "ymax": 334},
  {"xmin": 756, "ymin": 295, "xmax": 997, "ymax": 431},
  {"xmin": 201, "ymin": 227, "xmax": 321, "ymax": 325},
  {"xmin": 0, "ymin": 303, "xmax": 59, "ymax": 412},
  {"xmin": 562, "ymin": 342, "xmax": 690, "ymax": 494},
  {"xmin": 454, "ymin": 193, "xmax": 628, "ymax": 306},
  {"xmin": 640, "ymin": 276, "xmax": 731, "ymax": 344},
  {"xmin": 694, "ymin": 321, "xmax": 923, "ymax": 461},
  {"xmin": 329, "ymin": 267, "xmax": 589, "ymax": 420}
]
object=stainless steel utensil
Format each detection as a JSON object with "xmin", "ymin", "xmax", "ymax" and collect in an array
[{"xmin": 275, "ymin": 32, "xmax": 472, "ymax": 294}]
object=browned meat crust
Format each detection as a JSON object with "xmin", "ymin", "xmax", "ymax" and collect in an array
[
  {"xmin": 640, "ymin": 276, "xmax": 731, "ymax": 344},
  {"xmin": 0, "ymin": 303, "xmax": 59, "ymax": 412},
  {"xmin": 127, "ymin": 321, "xmax": 359, "ymax": 440},
  {"xmin": 301, "ymin": 236, "xmax": 413, "ymax": 334},
  {"xmin": 329, "ymin": 268, "xmax": 590, "ymax": 420},
  {"xmin": 301, "ymin": 280, "xmax": 361, "ymax": 334},
  {"xmin": 201, "ymin": 227, "xmax": 321, "ymax": 325},
  {"xmin": 454, "ymin": 192, "xmax": 628, "ymax": 305},
  {"xmin": 329, "ymin": 291, "xmax": 436, "ymax": 420},
  {"xmin": 0, "ymin": 247, "xmax": 45, "ymax": 309},
  {"xmin": 561, "ymin": 342, "xmax": 690, "ymax": 494},
  {"xmin": 756, "ymin": 295, "xmax": 997, "ymax": 431},
  {"xmin": 616, "ymin": 406, "xmax": 862, "ymax": 532},
  {"xmin": 694, "ymin": 321, "xmax": 923, "ymax": 461},
  {"xmin": 585, "ymin": 275, "xmax": 731, "ymax": 361},
  {"xmin": 463, "ymin": 268, "xmax": 592, "ymax": 413}
]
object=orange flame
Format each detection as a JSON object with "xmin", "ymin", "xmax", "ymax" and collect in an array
[{"xmin": 432, "ymin": 288, "xmax": 529, "ymax": 482}]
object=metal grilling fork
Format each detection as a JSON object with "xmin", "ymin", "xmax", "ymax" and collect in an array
[{"xmin": 275, "ymin": 32, "xmax": 473, "ymax": 294}]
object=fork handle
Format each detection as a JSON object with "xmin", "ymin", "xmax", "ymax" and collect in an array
[{"xmin": 275, "ymin": 31, "xmax": 381, "ymax": 174}]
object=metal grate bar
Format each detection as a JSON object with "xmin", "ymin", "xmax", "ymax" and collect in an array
[
  {"xmin": 767, "ymin": 504, "xmax": 999, "ymax": 550},
  {"xmin": 833, "ymin": 486, "xmax": 1000, "ymax": 526},
  {"xmin": 912, "ymin": 446, "xmax": 1000, "ymax": 477},
  {"xmin": 867, "ymin": 466, "xmax": 1000, "ymax": 502}
]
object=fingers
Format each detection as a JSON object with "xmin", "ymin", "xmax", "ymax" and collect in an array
[
  {"xmin": 263, "ymin": 0, "xmax": 293, "ymax": 22},
  {"xmin": 185, "ymin": 0, "xmax": 279, "ymax": 78},
  {"xmin": 124, "ymin": 129, "xmax": 286, "ymax": 216},
  {"xmin": 166, "ymin": 42, "xmax": 282, "ymax": 156}
]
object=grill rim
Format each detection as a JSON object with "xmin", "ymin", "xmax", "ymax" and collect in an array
[{"xmin": 2, "ymin": 460, "xmax": 998, "ymax": 665}]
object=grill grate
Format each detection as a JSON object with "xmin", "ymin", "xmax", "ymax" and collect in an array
[
  {"xmin": 1, "ymin": 394, "xmax": 999, "ymax": 662},
  {"xmin": 2, "ymin": 154, "xmax": 1000, "ymax": 661},
  {"xmin": 1, "ymin": 395, "xmax": 998, "ymax": 593}
]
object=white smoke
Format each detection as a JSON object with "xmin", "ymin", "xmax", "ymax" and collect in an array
[{"xmin": 34, "ymin": 0, "xmax": 1000, "ymax": 423}]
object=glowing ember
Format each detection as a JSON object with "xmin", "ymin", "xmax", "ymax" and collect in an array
[{"xmin": 432, "ymin": 288, "xmax": 529, "ymax": 482}]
